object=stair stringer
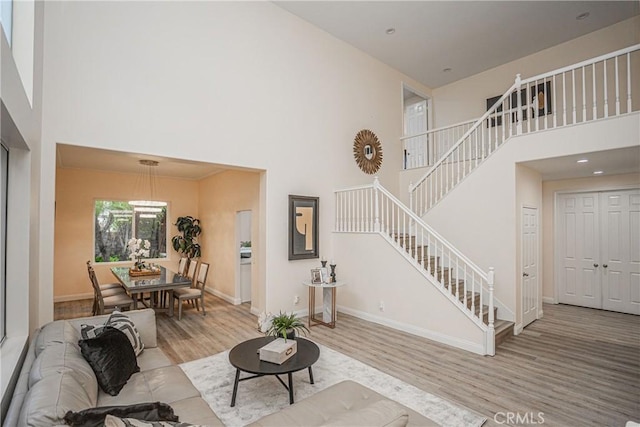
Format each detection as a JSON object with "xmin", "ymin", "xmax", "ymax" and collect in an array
[{"xmin": 332, "ymin": 232, "xmax": 488, "ymax": 355}]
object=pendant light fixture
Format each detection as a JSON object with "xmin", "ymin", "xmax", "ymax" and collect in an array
[{"xmin": 128, "ymin": 159, "xmax": 167, "ymax": 208}]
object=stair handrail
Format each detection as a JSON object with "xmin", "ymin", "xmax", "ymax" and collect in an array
[
  {"xmin": 408, "ymin": 43, "xmax": 640, "ymax": 204},
  {"xmin": 519, "ymin": 44, "xmax": 639, "ymax": 84},
  {"xmin": 335, "ymin": 178, "xmax": 496, "ymax": 353},
  {"xmin": 372, "ymin": 178, "xmax": 490, "ymax": 282},
  {"xmin": 399, "ymin": 118, "xmax": 477, "ymax": 141},
  {"xmin": 408, "ymin": 80, "xmax": 518, "ymax": 197}
]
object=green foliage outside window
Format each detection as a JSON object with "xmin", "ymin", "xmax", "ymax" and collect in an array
[{"xmin": 94, "ymin": 200, "xmax": 167, "ymax": 263}]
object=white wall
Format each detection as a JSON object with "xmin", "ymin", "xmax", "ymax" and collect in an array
[
  {"xmin": 333, "ymin": 233, "xmax": 486, "ymax": 354},
  {"xmin": 424, "ymin": 113, "xmax": 639, "ymax": 327},
  {"xmin": 432, "ymin": 16, "xmax": 640, "ymax": 127},
  {"xmin": 38, "ymin": 1, "xmax": 431, "ymax": 322},
  {"xmin": 0, "ymin": 0, "xmax": 44, "ymax": 405}
]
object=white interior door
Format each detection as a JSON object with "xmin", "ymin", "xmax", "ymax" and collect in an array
[
  {"xmin": 404, "ymin": 100, "xmax": 428, "ymax": 168},
  {"xmin": 557, "ymin": 193, "xmax": 601, "ymax": 309},
  {"xmin": 522, "ymin": 206, "xmax": 539, "ymax": 327},
  {"xmin": 601, "ymin": 190, "xmax": 640, "ymax": 315},
  {"xmin": 557, "ymin": 189, "xmax": 639, "ymax": 314}
]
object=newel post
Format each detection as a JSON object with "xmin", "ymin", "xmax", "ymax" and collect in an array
[
  {"xmin": 487, "ymin": 267, "xmax": 496, "ymax": 356},
  {"xmin": 373, "ymin": 176, "xmax": 381, "ymax": 232},
  {"xmin": 515, "ymin": 74, "xmax": 523, "ymax": 135}
]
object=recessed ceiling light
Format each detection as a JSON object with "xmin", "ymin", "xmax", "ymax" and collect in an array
[
  {"xmin": 385, "ymin": 28, "xmax": 395, "ymax": 35},
  {"xmin": 443, "ymin": 68, "xmax": 452, "ymax": 73},
  {"xmin": 593, "ymin": 170, "xmax": 604, "ymax": 175},
  {"xmin": 577, "ymin": 159, "xmax": 589, "ymax": 163},
  {"xmin": 576, "ymin": 12, "xmax": 590, "ymax": 20}
]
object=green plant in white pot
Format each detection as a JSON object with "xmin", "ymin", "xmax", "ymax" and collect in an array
[{"xmin": 265, "ymin": 311, "xmax": 309, "ymax": 341}]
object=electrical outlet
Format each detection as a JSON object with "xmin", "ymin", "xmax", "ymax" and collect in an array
[
  {"xmin": 379, "ymin": 301, "xmax": 385, "ymax": 312},
  {"xmin": 294, "ymin": 295, "xmax": 300, "ymax": 305}
]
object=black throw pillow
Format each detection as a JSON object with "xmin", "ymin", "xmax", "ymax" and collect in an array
[
  {"xmin": 79, "ymin": 326, "xmax": 140, "ymax": 396},
  {"xmin": 63, "ymin": 402, "xmax": 178, "ymax": 427}
]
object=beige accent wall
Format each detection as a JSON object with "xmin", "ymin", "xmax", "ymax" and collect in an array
[
  {"xmin": 54, "ymin": 167, "xmax": 199, "ymax": 300},
  {"xmin": 541, "ymin": 172, "xmax": 640, "ymax": 301},
  {"xmin": 198, "ymin": 170, "xmax": 261, "ymax": 308}
]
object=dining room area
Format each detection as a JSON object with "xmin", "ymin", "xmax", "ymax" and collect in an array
[{"xmin": 53, "ymin": 143, "xmax": 263, "ymax": 321}]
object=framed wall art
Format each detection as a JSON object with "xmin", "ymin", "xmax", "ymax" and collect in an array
[{"xmin": 288, "ymin": 195, "xmax": 319, "ymax": 260}]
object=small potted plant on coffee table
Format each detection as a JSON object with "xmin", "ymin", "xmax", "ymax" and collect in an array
[{"xmin": 265, "ymin": 311, "xmax": 309, "ymax": 341}]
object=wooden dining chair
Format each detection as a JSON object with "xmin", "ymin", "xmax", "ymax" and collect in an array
[
  {"xmin": 86, "ymin": 261, "xmax": 129, "ymax": 315},
  {"xmin": 87, "ymin": 264, "xmax": 134, "ymax": 315},
  {"xmin": 172, "ymin": 262, "xmax": 208, "ymax": 320},
  {"xmin": 178, "ymin": 257, "xmax": 189, "ymax": 276}
]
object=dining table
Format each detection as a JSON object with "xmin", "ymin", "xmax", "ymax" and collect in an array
[{"xmin": 110, "ymin": 265, "xmax": 192, "ymax": 317}]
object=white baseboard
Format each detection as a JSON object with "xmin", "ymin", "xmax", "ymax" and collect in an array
[
  {"xmin": 514, "ymin": 323, "xmax": 523, "ymax": 335},
  {"xmin": 54, "ymin": 292, "xmax": 93, "ymax": 303},
  {"xmin": 205, "ymin": 286, "xmax": 241, "ymax": 305},
  {"xmin": 337, "ymin": 305, "xmax": 486, "ymax": 356},
  {"xmin": 542, "ymin": 296, "xmax": 556, "ymax": 304}
]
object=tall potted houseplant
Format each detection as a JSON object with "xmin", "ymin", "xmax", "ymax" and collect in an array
[{"xmin": 172, "ymin": 216, "xmax": 202, "ymax": 259}]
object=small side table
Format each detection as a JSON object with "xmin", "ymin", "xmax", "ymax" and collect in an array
[{"xmin": 303, "ymin": 281, "xmax": 346, "ymax": 329}]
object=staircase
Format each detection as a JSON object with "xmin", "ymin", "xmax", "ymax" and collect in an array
[
  {"xmin": 334, "ymin": 45, "xmax": 639, "ymax": 356},
  {"xmin": 394, "ymin": 232, "xmax": 514, "ymax": 349},
  {"xmin": 408, "ymin": 44, "xmax": 639, "ymax": 217},
  {"xmin": 335, "ymin": 179, "xmax": 500, "ymax": 355}
]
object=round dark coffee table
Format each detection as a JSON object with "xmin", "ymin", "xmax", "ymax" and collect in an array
[{"xmin": 228, "ymin": 336, "xmax": 320, "ymax": 407}]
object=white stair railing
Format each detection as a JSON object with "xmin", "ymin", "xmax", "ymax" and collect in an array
[
  {"xmin": 409, "ymin": 44, "xmax": 640, "ymax": 217},
  {"xmin": 401, "ymin": 119, "xmax": 476, "ymax": 170},
  {"xmin": 335, "ymin": 177, "xmax": 495, "ymax": 355}
]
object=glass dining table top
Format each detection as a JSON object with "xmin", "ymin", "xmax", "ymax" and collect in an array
[{"xmin": 111, "ymin": 266, "xmax": 192, "ymax": 291}]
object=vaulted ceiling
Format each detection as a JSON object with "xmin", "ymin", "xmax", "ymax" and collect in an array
[{"xmin": 275, "ymin": 1, "xmax": 639, "ymax": 88}]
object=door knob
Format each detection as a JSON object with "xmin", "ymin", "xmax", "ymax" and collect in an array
[
  {"xmin": 603, "ymin": 264, "xmax": 608, "ymax": 268},
  {"xmin": 523, "ymin": 273, "xmax": 529, "ymax": 277},
  {"xmin": 593, "ymin": 263, "xmax": 599, "ymax": 268}
]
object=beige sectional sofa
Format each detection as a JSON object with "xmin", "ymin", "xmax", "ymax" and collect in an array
[
  {"xmin": 4, "ymin": 309, "xmax": 222, "ymax": 426},
  {"xmin": 4, "ymin": 309, "xmax": 437, "ymax": 426}
]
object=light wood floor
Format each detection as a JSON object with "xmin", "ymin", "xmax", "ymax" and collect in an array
[{"xmin": 55, "ymin": 297, "xmax": 640, "ymax": 427}]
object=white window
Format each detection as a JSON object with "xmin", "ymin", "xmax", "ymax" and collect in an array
[
  {"xmin": 0, "ymin": 0, "xmax": 12, "ymax": 45},
  {"xmin": 1, "ymin": 143, "xmax": 8, "ymax": 342},
  {"xmin": 94, "ymin": 201, "xmax": 167, "ymax": 263}
]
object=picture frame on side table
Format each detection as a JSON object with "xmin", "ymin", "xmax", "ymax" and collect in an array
[
  {"xmin": 311, "ymin": 268, "xmax": 323, "ymax": 284},
  {"xmin": 288, "ymin": 195, "xmax": 319, "ymax": 260}
]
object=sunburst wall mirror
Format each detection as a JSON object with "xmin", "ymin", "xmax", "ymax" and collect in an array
[{"xmin": 353, "ymin": 129, "xmax": 383, "ymax": 175}]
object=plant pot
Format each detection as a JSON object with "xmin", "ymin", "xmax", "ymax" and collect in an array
[{"xmin": 282, "ymin": 329, "xmax": 296, "ymax": 340}]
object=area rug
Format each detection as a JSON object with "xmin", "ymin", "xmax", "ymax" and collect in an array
[{"xmin": 180, "ymin": 342, "xmax": 486, "ymax": 427}]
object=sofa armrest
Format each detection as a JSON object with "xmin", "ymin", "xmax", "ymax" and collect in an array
[{"xmin": 66, "ymin": 309, "xmax": 158, "ymax": 348}]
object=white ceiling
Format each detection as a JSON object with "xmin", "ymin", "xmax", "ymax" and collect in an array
[
  {"xmin": 56, "ymin": 144, "xmax": 227, "ymax": 181},
  {"xmin": 521, "ymin": 146, "xmax": 640, "ymax": 181},
  {"xmin": 274, "ymin": 1, "xmax": 639, "ymax": 88}
]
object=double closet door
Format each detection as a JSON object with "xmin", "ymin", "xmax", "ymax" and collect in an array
[{"xmin": 557, "ymin": 189, "xmax": 639, "ymax": 315}]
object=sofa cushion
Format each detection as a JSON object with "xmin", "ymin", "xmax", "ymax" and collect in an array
[
  {"xmin": 97, "ymin": 366, "xmax": 200, "ymax": 407},
  {"xmin": 68, "ymin": 309, "xmax": 158, "ymax": 349},
  {"xmin": 321, "ymin": 400, "xmax": 409, "ymax": 427},
  {"xmin": 29, "ymin": 342, "xmax": 99, "ymax": 405},
  {"xmin": 80, "ymin": 327, "xmax": 140, "ymax": 396},
  {"xmin": 81, "ymin": 311, "xmax": 144, "ymax": 356},
  {"xmin": 18, "ymin": 372, "xmax": 94, "ymax": 426},
  {"xmin": 34, "ymin": 320, "xmax": 81, "ymax": 356},
  {"xmin": 63, "ymin": 402, "xmax": 178, "ymax": 427},
  {"xmin": 137, "ymin": 347, "xmax": 173, "ymax": 372}
]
